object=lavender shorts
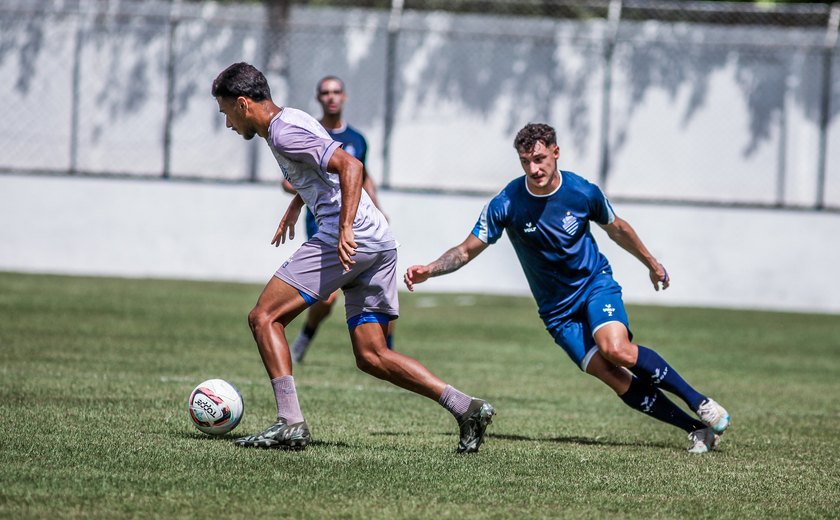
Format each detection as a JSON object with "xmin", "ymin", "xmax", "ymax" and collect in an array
[{"xmin": 275, "ymin": 238, "xmax": 399, "ymax": 320}]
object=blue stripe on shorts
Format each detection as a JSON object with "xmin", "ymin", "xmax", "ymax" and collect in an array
[
  {"xmin": 347, "ymin": 312, "xmax": 394, "ymax": 329},
  {"xmin": 298, "ymin": 289, "xmax": 317, "ymax": 306}
]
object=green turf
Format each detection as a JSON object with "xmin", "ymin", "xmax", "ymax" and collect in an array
[{"xmin": 1, "ymin": 272, "xmax": 839, "ymax": 519}]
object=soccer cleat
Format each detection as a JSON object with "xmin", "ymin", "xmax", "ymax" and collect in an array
[
  {"xmin": 291, "ymin": 334, "xmax": 311, "ymax": 364},
  {"xmin": 687, "ymin": 427, "xmax": 720, "ymax": 454},
  {"xmin": 456, "ymin": 399, "xmax": 495, "ymax": 454},
  {"xmin": 696, "ymin": 398, "xmax": 730, "ymax": 434},
  {"xmin": 234, "ymin": 419, "xmax": 311, "ymax": 450}
]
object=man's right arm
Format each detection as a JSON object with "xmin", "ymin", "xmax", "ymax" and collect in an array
[
  {"xmin": 281, "ymin": 179, "xmax": 297, "ymax": 195},
  {"xmin": 404, "ymin": 234, "xmax": 488, "ymax": 292}
]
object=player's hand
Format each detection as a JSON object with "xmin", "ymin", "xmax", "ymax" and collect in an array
[
  {"xmin": 271, "ymin": 206, "xmax": 300, "ymax": 247},
  {"xmin": 649, "ymin": 262, "xmax": 670, "ymax": 291},
  {"xmin": 338, "ymin": 226, "xmax": 357, "ymax": 271},
  {"xmin": 404, "ymin": 265, "xmax": 431, "ymax": 292}
]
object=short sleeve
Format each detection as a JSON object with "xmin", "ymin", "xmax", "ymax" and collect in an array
[
  {"xmin": 588, "ymin": 184, "xmax": 616, "ymax": 225},
  {"xmin": 272, "ymin": 124, "xmax": 341, "ymax": 171},
  {"xmin": 358, "ymin": 135, "xmax": 368, "ymax": 165},
  {"xmin": 471, "ymin": 192, "xmax": 509, "ymax": 245}
]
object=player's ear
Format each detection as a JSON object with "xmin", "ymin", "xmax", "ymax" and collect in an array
[{"xmin": 236, "ymin": 96, "xmax": 249, "ymax": 114}]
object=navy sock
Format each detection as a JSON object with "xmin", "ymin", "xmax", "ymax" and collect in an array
[
  {"xmin": 302, "ymin": 324, "xmax": 317, "ymax": 340},
  {"xmin": 620, "ymin": 376, "xmax": 705, "ymax": 433},
  {"xmin": 386, "ymin": 334, "xmax": 394, "ymax": 350},
  {"xmin": 631, "ymin": 345, "xmax": 707, "ymax": 411}
]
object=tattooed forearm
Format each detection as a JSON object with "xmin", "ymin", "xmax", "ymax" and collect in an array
[{"xmin": 428, "ymin": 247, "xmax": 468, "ymax": 277}]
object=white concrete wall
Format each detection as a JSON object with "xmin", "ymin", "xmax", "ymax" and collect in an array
[
  {"xmin": 2, "ymin": 2, "xmax": 837, "ymax": 209},
  {"xmin": 2, "ymin": 174, "xmax": 837, "ymax": 315}
]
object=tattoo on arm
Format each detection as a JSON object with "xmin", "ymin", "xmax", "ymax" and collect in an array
[{"xmin": 429, "ymin": 247, "xmax": 468, "ymax": 277}]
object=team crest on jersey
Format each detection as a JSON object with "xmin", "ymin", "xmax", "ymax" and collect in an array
[{"xmin": 561, "ymin": 211, "xmax": 579, "ymax": 235}]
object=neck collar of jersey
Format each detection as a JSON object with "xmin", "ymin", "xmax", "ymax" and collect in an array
[
  {"xmin": 324, "ymin": 120, "xmax": 346, "ymax": 134},
  {"xmin": 266, "ymin": 108, "xmax": 284, "ymax": 136},
  {"xmin": 525, "ymin": 171, "xmax": 562, "ymax": 198}
]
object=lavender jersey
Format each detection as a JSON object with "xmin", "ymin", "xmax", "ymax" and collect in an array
[{"xmin": 266, "ymin": 108, "xmax": 396, "ymax": 252}]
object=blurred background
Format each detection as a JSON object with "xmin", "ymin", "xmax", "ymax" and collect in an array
[{"xmin": 1, "ymin": 0, "xmax": 839, "ymax": 313}]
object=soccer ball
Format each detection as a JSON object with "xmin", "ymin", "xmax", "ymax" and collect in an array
[{"xmin": 187, "ymin": 379, "xmax": 244, "ymax": 435}]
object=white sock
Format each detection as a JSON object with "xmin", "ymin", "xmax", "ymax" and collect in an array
[
  {"xmin": 439, "ymin": 385, "xmax": 472, "ymax": 420},
  {"xmin": 271, "ymin": 375, "xmax": 304, "ymax": 424}
]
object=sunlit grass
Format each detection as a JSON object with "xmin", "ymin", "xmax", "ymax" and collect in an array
[{"xmin": 1, "ymin": 272, "xmax": 838, "ymax": 519}]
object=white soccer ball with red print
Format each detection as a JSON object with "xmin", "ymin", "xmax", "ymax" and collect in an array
[{"xmin": 187, "ymin": 379, "xmax": 244, "ymax": 435}]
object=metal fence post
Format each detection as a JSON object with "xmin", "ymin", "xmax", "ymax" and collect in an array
[
  {"xmin": 816, "ymin": 4, "xmax": 839, "ymax": 210},
  {"xmin": 382, "ymin": 0, "xmax": 404, "ymax": 190},
  {"xmin": 598, "ymin": 0, "xmax": 622, "ymax": 192},
  {"xmin": 162, "ymin": 2, "xmax": 181, "ymax": 179},
  {"xmin": 69, "ymin": 16, "xmax": 84, "ymax": 175}
]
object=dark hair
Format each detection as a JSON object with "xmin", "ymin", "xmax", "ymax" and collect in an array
[
  {"xmin": 211, "ymin": 62, "xmax": 271, "ymax": 101},
  {"xmin": 514, "ymin": 123, "xmax": 556, "ymax": 152},
  {"xmin": 316, "ymin": 75, "xmax": 345, "ymax": 94}
]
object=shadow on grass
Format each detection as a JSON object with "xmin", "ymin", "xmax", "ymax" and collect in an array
[
  {"xmin": 370, "ymin": 430, "xmax": 672, "ymax": 450},
  {"xmin": 177, "ymin": 431, "xmax": 352, "ymax": 449},
  {"xmin": 491, "ymin": 432, "xmax": 673, "ymax": 450}
]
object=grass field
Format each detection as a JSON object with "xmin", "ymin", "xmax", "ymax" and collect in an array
[{"xmin": 1, "ymin": 272, "xmax": 839, "ymax": 519}]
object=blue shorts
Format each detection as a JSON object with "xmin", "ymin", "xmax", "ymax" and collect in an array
[
  {"xmin": 546, "ymin": 272, "xmax": 632, "ymax": 371},
  {"xmin": 305, "ymin": 208, "xmax": 318, "ymax": 240}
]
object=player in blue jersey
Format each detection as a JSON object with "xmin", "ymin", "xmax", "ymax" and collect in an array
[
  {"xmin": 284, "ymin": 76, "xmax": 394, "ymax": 363},
  {"xmin": 404, "ymin": 123, "xmax": 730, "ymax": 453}
]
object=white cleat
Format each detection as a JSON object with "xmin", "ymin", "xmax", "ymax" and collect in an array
[
  {"xmin": 696, "ymin": 398, "xmax": 730, "ymax": 434},
  {"xmin": 291, "ymin": 334, "xmax": 311, "ymax": 364},
  {"xmin": 687, "ymin": 427, "xmax": 720, "ymax": 454}
]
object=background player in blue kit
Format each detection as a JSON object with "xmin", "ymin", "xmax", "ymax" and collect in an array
[
  {"xmin": 283, "ymin": 76, "xmax": 393, "ymax": 363},
  {"xmin": 404, "ymin": 123, "xmax": 731, "ymax": 453}
]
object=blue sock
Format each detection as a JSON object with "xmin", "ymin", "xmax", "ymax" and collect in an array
[
  {"xmin": 631, "ymin": 345, "xmax": 707, "ymax": 411},
  {"xmin": 620, "ymin": 376, "xmax": 705, "ymax": 433},
  {"xmin": 386, "ymin": 334, "xmax": 394, "ymax": 350}
]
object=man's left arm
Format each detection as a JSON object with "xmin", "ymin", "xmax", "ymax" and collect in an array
[
  {"xmin": 599, "ymin": 216, "xmax": 670, "ymax": 291},
  {"xmin": 327, "ymin": 147, "xmax": 365, "ymax": 270}
]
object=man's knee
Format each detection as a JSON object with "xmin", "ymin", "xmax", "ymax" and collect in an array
[
  {"xmin": 247, "ymin": 307, "xmax": 262, "ymax": 332},
  {"xmin": 598, "ymin": 339, "xmax": 636, "ymax": 367},
  {"xmin": 248, "ymin": 306, "xmax": 283, "ymax": 335},
  {"xmin": 354, "ymin": 348, "xmax": 383, "ymax": 374}
]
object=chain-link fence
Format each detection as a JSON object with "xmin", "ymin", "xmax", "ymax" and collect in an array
[{"xmin": 1, "ymin": 0, "xmax": 838, "ymax": 210}]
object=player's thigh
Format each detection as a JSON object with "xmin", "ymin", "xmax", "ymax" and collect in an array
[
  {"xmin": 324, "ymin": 290, "xmax": 340, "ymax": 306},
  {"xmin": 349, "ymin": 321, "xmax": 390, "ymax": 356},
  {"xmin": 253, "ymin": 276, "xmax": 311, "ymax": 327}
]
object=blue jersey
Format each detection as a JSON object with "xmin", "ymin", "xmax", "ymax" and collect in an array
[
  {"xmin": 329, "ymin": 124, "xmax": 367, "ymax": 163},
  {"xmin": 472, "ymin": 171, "xmax": 616, "ymax": 327},
  {"xmin": 305, "ymin": 123, "xmax": 369, "ymax": 238}
]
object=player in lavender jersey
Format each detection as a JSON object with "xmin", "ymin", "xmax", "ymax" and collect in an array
[
  {"xmin": 405, "ymin": 123, "xmax": 730, "ymax": 454},
  {"xmin": 212, "ymin": 62, "xmax": 495, "ymax": 453}
]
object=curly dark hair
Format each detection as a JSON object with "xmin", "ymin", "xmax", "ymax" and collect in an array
[
  {"xmin": 211, "ymin": 62, "xmax": 271, "ymax": 101},
  {"xmin": 513, "ymin": 123, "xmax": 556, "ymax": 153}
]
